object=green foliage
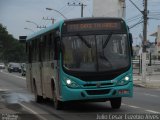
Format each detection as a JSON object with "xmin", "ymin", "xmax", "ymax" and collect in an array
[{"xmin": 0, "ymin": 23, "xmax": 27, "ymax": 63}]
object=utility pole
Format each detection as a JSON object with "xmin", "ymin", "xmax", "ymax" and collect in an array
[
  {"xmin": 129, "ymin": 0, "xmax": 148, "ymax": 83},
  {"xmin": 68, "ymin": 2, "xmax": 87, "ymax": 17},
  {"xmin": 142, "ymin": 0, "xmax": 148, "ymax": 83},
  {"xmin": 143, "ymin": 0, "xmax": 148, "ymax": 53}
]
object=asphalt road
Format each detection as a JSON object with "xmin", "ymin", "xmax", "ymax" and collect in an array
[{"xmin": 0, "ymin": 69, "xmax": 160, "ymax": 120}]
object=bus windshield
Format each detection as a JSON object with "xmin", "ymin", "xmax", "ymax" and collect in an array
[{"xmin": 62, "ymin": 34, "xmax": 130, "ymax": 72}]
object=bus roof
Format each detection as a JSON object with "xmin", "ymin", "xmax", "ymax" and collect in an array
[
  {"xmin": 26, "ymin": 20, "xmax": 64, "ymax": 40},
  {"xmin": 64, "ymin": 17, "xmax": 124, "ymax": 22},
  {"xmin": 26, "ymin": 17, "xmax": 125, "ymax": 41}
]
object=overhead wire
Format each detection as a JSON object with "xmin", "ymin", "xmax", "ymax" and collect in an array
[
  {"xmin": 129, "ymin": 18, "xmax": 143, "ymax": 29},
  {"xmin": 127, "ymin": 15, "xmax": 142, "ymax": 23}
]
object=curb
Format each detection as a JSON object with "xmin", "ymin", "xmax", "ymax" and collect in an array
[
  {"xmin": 133, "ymin": 83, "xmax": 145, "ymax": 88},
  {"xmin": 134, "ymin": 82, "xmax": 160, "ymax": 89}
]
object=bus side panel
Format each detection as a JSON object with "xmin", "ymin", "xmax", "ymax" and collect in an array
[
  {"xmin": 42, "ymin": 61, "xmax": 51, "ymax": 97},
  {"xmin": 32, "ymin": 62, "xmax": 43, "ymax": 96},
  {"xmin": 43, "ymin": 60, "xmax": 60, "ymax": 99},
  {"xmin": 42, "ymin": 61, "xmax": 52, "ymax": 98}
]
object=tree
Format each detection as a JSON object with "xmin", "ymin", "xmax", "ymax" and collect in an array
[{"xmin": 0, "ymin": 23, "xmax": 26, "ymax": 63}]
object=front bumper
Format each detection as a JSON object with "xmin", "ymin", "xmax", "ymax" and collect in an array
[
  {"xmin": 61, "ymin": 82, "xmax": 133, "ymax": 101},
  {"xmin": 0, "ymin": 66, "xmax": 5, "ymax": 69},
  {"xmin": 11, "ymin": 68, "xmax": 21, "ymax": 72}
]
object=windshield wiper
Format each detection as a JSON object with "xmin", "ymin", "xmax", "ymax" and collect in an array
[
  {"xmin": 77, "ymin": 35, "xmax": 91, "ymax": 48},
  {"xmin": 102, "ymin": 34, "xmax": 112, "ymax": 49}
]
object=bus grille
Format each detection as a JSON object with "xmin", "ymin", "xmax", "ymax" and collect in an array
[
  {"xmin": 86, "ymin": 89, "xmax": 110, "ymax": 95},
  {"xmin": 83, "ymin": 83, "xmax": 113, "ymax": 87}
]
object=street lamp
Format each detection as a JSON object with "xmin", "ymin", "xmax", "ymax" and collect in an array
[
  {"xmin": 46, "ymin": 7, "xmax": 67, "ymax": 19},
  {"xmin": 24, "ymin": 27, "xmax": 34, "ymax": 32},
  {"xmin": 26, "ymin": 20, "xmax": 46, "ymax": 28}
]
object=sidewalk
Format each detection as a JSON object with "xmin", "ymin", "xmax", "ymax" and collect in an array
[{"xmin": 133, "ymin": 74, "xmax": 160, "ymax": 88}]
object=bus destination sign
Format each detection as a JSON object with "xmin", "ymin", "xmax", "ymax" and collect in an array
[{"xmin": 66, "ymin": 22, "xmax": 121, "ymax": 32}]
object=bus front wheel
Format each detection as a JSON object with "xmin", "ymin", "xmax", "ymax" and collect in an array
[{"xmin": 110, "ymin": 97, "xmax": 122, "ymax": 109}]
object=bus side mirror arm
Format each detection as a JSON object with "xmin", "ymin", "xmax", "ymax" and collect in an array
[{"xmin": 129, "ymin": 33, "xmax": 133, "ymax": 57}]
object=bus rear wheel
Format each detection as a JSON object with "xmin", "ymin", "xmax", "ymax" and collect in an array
[
  {"xmin": 110, "ymin": 97, "xmax": 122, "ymax": 109},
  {"xmin": 53, "ymin": 85, "xmax": 63, "ymax": 110}
]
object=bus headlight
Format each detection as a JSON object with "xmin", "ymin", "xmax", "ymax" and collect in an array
[
  {"xmin": 117, "ymin": 76, "xmax": 130, "ymax": 85},
  {"xmin": 66, "ymin": 79, "xmax": 71, "ymax": 85},
  {"xmin": 65, "ymin": 79, "xmax": 80, "ymax": 88},
  {"xmin": 125, "ymin": 76, "xmax": 129, "ymax": 81}
]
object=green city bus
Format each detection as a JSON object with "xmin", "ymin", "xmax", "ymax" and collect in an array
[{"xmin": 25, "ymin": 17, "xmax": 133, "ymax": 110}]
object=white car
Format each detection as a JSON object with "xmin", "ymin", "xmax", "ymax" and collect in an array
[{"xmin": 0, "ymin": 63, "xmax": 5, "ymax": 69}]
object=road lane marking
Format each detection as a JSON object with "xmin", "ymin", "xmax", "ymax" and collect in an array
[
  {"xmin": 123, "ymin": 103, "xmax": 160, "ymax": 114},
  {"xmin": 0, "ymin": 88, "xmax": 9, "ymax": 91},
  {"xmin": 122, "ymin": 103, "xmax": 140, "ymax": 109},
  {"xmin": 134, "ymin": 92, "xmax": 159, "ymax": 98},
  {"xmin": 144, "ymin": 93, "xmax": 159, "ymax": 98},
  {"xmin": 127, "ymin": 105, "xmax": 140, "ymax": 109},
  {"xmin": 19, "ymin": 103, "xmax": 48, "ymax": 120},
  {"xmin": 145, "ymin": 110, "xmax": 160, "ymax": 114},
  {"xmin": 1, "ymin": 71, "xmax": 26, "ymax": 80}
]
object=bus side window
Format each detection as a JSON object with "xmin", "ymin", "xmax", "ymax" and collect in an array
[
  {"xmin": 26, "ymin": 42, "xmax": 28, "ymax": 63},
  {"xmin": 35, "ymin": 39, "xmax": 39, "ymax": 62},
  {"xmin": 45, "ymin": 35, "xmax": 50, "ymax": 61},
  {"xmin": 26, "ymin": 42, "xmax": 28, "ymax": 54},
  {"xmin": 45, "ymin": 35, "xmax": 49, "ymax": 61},
  {"xmin": 32, "ymin": 39, "xmax": 37, "ymax": 63},
  {"xmin": 35, "ymin": 38, "xmax": 39, "ymax": 62},
  {"xmin": 41, "ymin": 36, "xmax": 46, "ymax": 61},
  {"xmin": 50, "ymin": 33, "xmax": 55, "ymax": 60},
  {"xmin": 48, "ymin": 33, "xmax": 53, "ymax": 60},
  {"xmin": 38, "ymin": 37, "xmax": 42, "ymax": 62},
  {"xmin": 28, "ymin": 41, "xmax": 32, "ymax": 63},
  {"xmin": 54, "ymin": 37, "xmax": 60, "ymax": 60},
  {"xmin": 33, "ymin": 40, "xmax": 36, "ymax": 62}
]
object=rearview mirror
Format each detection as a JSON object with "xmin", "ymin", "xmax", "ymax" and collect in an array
[{"xmin": 129, "ymin": 33, "xmax": 133, "ymax": 57}]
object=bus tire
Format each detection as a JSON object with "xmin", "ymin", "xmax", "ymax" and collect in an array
[
  {"xmin": 110, "ymin": 97, "xmax": 121, "ymax": 109},
  {"xmin": 52, "ymin": 83, "xmax": 63, "ymax": 110},
  {"xmin": 33, "ymin": 80, "xmax": 43, "ymax": 103}
]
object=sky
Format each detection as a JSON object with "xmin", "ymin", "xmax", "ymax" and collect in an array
[{"xmin": 0, "ymin": 0, "xmax": 160, "ymax": 45}]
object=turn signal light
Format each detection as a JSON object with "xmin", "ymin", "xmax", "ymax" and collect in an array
[{"xmin": 118, "ymin": 90, "xmax": 129, "ymax": 94}]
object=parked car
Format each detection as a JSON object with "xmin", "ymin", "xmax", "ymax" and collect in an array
[
  {"xmin": 8, "ymin": 63, "xmax": 21, "ymax": 73},
  {"xmin": 21, "ymin": 63, "xmax": 26, "ymax": 76},
  {"xmin": 0, "ymin": 63, "xmax": 5, "ymax": 69}
]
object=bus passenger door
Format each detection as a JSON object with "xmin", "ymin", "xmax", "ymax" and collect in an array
[
  {"xmin": 52, "ymin": 37, "xmax": 61, "ymax": 99},
  {"xmin": 44, "ymin": 34, "xmax": 60, "ymax": 99}
]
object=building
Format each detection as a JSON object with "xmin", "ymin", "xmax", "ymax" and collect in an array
[
  {"xmin": 150, "ymin": 25, "xmax": 160, "ymax": 59},
  {"xmin": 93, "ymin": 0, "xmax": 126, "ymax": 18}
]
